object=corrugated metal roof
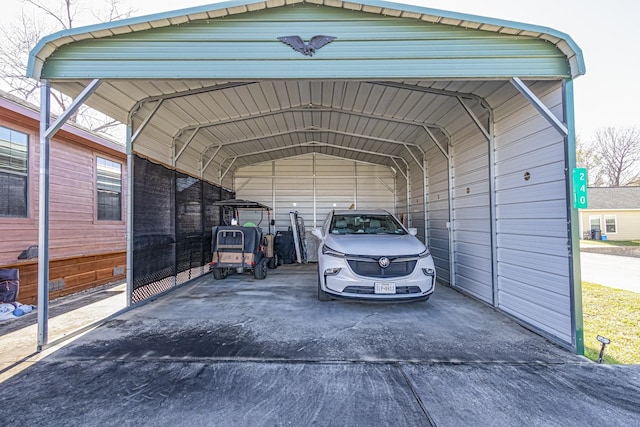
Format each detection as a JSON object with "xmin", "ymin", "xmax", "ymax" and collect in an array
[
  {"xmin": 125, "ymin": 79, "xmax": 494, "ymax": 182},
  {"xmin": 23, "ymin": 0, "xmax": 582, "ymax": 185},
  {"xmin": 27, "ymin": 0, "xmax": 584, "ymax": 79},
  {"xmin": 585, "ymin": 187, "xmax": 640, "ymax": 210}
]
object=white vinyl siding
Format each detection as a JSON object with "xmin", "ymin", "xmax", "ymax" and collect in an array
[{"xmin": 580, "ymin": 210, "xmax": 640, "ymax": 241}]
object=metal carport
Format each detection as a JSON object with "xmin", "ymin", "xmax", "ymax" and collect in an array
[{"xmin": 27, "ymin": 0, "xmax": 585, "ymax": 352}]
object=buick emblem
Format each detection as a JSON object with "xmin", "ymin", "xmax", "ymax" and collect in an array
[{"xmin": 378, "ymin": 257, "xmax": 390, "ymax": 268}]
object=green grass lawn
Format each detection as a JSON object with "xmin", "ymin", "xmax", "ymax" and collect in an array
[
  {"xmin": 580, "ymin": 239, "xmax": 640, "ymax": 247},
  {"xmin": 582, "ymin": 281, "xmax": 640, "ymax": 364}
]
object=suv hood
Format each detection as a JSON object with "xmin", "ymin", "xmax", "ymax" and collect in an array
[{"xmin": 324, "ymin": 234, "xmax": 427, "ymax": 256}]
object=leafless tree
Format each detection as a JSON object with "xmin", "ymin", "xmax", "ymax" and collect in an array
[
  {"xmin": 0, "ymin": 0, "xmax": 135, "ymax": 138},
  {"xmin": 592, "ymin": 126, "xmax": 640, "ymax": 187},
  {"xmin": 576, "ymin": 135, "xmax": 605, "ymax": 186}
]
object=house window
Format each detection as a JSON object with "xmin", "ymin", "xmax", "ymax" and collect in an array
[
  {"xmin": 96, "ymin": 157, "xmax": 122, "ymax": 221},
  {"xmin": 0, "ymin": 125, "xmax": 28, "ymax": 217},
  {"xmin": 604, "ymin": 215, "xmax": 617, "ymax": 234},
  {"xmin": 589, "ymin": 216, "xmax": 601, "ymax": 231}
]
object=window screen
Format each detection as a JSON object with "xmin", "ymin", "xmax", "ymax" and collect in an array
[
  {"xmin": 97, "ymin": 157, "xmax": 122, "ymax": 221},
  {"xmin": 0, "ymin": 125, "xmax": 28, "ymax": 217},
  {"xmin": 604, "ymin": 215, "xmax": 617, "ymax": 233}
]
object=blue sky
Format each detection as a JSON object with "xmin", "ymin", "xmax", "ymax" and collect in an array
[{"xmin": 3, "ymin": 0, "xmax": 639, "ymax": 141}]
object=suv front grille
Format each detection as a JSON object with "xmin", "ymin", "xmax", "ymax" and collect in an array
[{"xmin": 346, "ymin": 259, "xmax": 417, "ymax": 278}]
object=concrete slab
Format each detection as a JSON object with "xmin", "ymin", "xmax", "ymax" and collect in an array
[
  {"xmin": 1, "ymin": 264, "xmax": 639, "ymax": 426},
  {"xmin": 404, "ymin": 363, "xmax": 640, "ymax": 426},
  {"xmin": 47, "ymin": 264, "xmax": 575, "ymax": 364},
  {"xmin": 0, "ymin": 281, "xmax": 126, "ymax": 380}
]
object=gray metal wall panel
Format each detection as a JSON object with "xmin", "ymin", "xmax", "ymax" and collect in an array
[
  {"xmin": 497, "ymin": 199, "xmax": 567, "ymax": 219},
  {"xmin": 451, "ymin": 125, "xmax": 492, "ymax": 302},
  {"xmin": 235, "ymin": 154, "xmax": 395, "ymax": 232},
  {"xmin": 426, "ymin": 146, "xmax": 451, "ymax": 285},
  {"xmin": 499, "ymin": 287, "xmax": 572, "ymax": 344},
  {"xmin": 491, "ymin": 82, "xmax": 573, "ymax": 344},
  {"xmin": 274, "ymin": 177, "xmax": 314, "ymax": 229},
  {"xmin": 355, "ymin": 176, "xmax": 395, "ymax": 212}
]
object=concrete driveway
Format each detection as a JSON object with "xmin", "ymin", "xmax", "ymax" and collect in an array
[
  {"xmin": 1, "ymin": 264, "xmax": 639, "ymax": 426},
  {"xmin": 580, "ymin": 251, "xmax": 640, "ymax": 293}
]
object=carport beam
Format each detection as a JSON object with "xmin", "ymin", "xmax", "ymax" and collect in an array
[
  {"xmin": 131, "ymin": 100, "xmax": 164, "ymax": 143},
  {"xmin": 457, "ymin": 97, "xmax": 490, "ymax": 141},
  {"xmin": 43, "ymin": 79, "xmax": 101, "ymax": 140},
  {"xmin": 510, "ymin": 77, "xmax": 569, "ymax": 136},
  {"xmin": 173, "ymin": 127, "xmax": 199, "ymax": 166},
  {"xmin": 220, "ymin": 142, "xmax": 406, "ymax": 167},
  {"xmin": 220, "ymin": 157, "xmax": 237, "ymax": 182},
  {"xmin": 202, "ymin": 145, "xmax": 223, "ymax": 177}
]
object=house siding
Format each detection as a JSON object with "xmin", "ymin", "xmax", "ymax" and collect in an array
[
  {"xmin": 0, "ymin": 95, "xmax": 127, "ymax": 303},
  {"xmin": 580, "ymin": 210, "xmax": 640, "ymax": 241}
]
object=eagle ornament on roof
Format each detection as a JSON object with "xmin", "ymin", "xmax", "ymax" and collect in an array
[{"xmin": 277, "ymin": 35, "xmax": 337, "ymax": 56}]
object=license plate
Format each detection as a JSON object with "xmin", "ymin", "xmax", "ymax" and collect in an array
[{"xmin": 374, "ymin": 282, "xmax": 396, "ymax": 294}]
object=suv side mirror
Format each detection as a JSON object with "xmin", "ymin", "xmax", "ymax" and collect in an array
[
  {"xmin": 311, "ymin": 228, "xmax": 323, "ymax": 239},
  {"xmin": 408, "ymin": 228, "xmax": 418, "ymax": 236}
]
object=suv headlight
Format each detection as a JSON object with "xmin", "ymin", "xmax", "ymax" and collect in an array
[
  {"xmin": 418, "ymin": 248, "xmax": 430, "ymax": 258},
  {"xmin": 322, "ymin": 245, "xmax": 345, "ymax": 258}
]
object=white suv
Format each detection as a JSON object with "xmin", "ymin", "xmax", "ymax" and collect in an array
[{"xmin": 312, "ymin": 210, "xmax": 436, "ymax": 301}]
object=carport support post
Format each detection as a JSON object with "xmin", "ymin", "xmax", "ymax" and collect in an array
[
  {"xmin": 447, "ymin": 146, "xmax": 455, "ymax": 288},
  {"xmin": 488, "ymin": 119, "xmax": 498, "ymax": 307},
  {"xmin": 36, "ymin": 79, "xmax": 102, "ymax": 350},
  {"xmin": 406, "ymin": 166, "xmax": 411, "ymax": 227},
  {"xmin": 510, "ymin": 77, "xmax": 584, "ymax": 354},
  {"xmin": 423, "ymin": 157, "xmax": 428, "ymax": 243},
  {"xmin": 126, "ymin": 122, "xmax": 134, "ymax": 307},
  {"xmin": 37, "ymin": 80, "xmax": 51, "ymax": 350},
  {"xmin": 563, "ymin": 79, "xmax": 584, "ymax": 355}
]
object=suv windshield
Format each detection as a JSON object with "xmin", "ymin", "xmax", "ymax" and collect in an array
[{"xmin": 329, "ymin": 214, "xmax": 406, "ymax": 235}]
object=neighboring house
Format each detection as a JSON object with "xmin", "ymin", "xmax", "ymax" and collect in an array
[
  {"xmin": 0, "ymin": 91, "xmax": 127, "ymax": 304},
  {"xmin": 579, "ymin": 187, "xmax": 640, "ymax": 241}
]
